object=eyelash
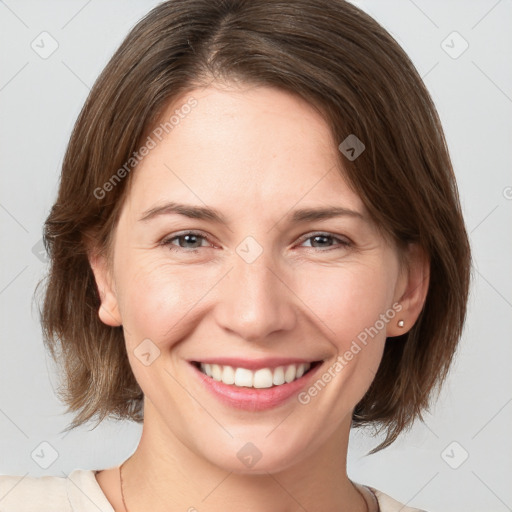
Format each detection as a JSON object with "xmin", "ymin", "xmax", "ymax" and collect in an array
[{"xmin": 160, "ymin": 230, "xmax": 352, "ymax": 253}]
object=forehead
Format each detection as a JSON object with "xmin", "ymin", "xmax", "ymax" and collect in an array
[{"xmin": 125, "ymin": 84, "xmax": 366, "ymax": 216}]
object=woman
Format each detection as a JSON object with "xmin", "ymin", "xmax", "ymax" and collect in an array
[{"xmin": 0, "ymin": 0, "xmax": 470, "ymax": 510}]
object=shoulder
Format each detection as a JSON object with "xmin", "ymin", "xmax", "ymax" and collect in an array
[
  {"xmin": 0, "ymin": 469, "xmax": 114, "ymax": 512},
  {"xmin": 369, "ymin": 486, "xmax": 429, "ymax": 512},
  {"xmin": 0, "ymin": 471, "xmax": 70, "ymax": 511}
]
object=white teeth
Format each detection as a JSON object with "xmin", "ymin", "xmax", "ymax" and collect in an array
[
  {"xmin": 235, "ymin": 368, "xmax": 253, "ymax": 387},
  {"xmin": 211, "ymin": 364, "xmax": 222, "ymax": 381},
  {"xmin": 253, "ymin": 368, "xmax": 273, "ymax": 389},
  {"xmin": 222, "ymin": 365, "xmax": 235, "ymax": 385},
  {"xmin": 198, "ymin": 362, "xmax": 312, "ymax": 388},
  {"xmin": 284, "ymin": 365, "xmax": 296, "ymax": 383},
  {"xmin": 273, "ymin": 366, "xmax": 285, "ymax": 385}
]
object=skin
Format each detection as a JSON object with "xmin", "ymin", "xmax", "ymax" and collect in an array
[{"xmin": 90, "ymin": 82, "xmax": 429, "ymax": 512}]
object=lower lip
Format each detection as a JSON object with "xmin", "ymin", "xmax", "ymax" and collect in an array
[{"xmin": 189, "ymin": 361, "xmax": 323, "ymax": 411}]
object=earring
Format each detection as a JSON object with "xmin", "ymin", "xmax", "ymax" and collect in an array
[{"xmin": 397, "ymin": 319, "xmax": 404, "ymax": 328}]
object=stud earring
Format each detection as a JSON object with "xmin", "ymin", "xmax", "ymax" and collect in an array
[{"xmin": 397, "ymin": 319, "xmax": 404, "ymax": 328}]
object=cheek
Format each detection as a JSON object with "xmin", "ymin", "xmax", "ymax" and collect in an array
[
  {"xmin": 295, "ymin": 264, "xmax": 397, "ymax": 410},
  {"xmin": 297, "ymin": 261, "xmax": 397, "ymax": 344},
  {"xmin": 114, "ymin": 242, "xmax": 399, "ymax": 362},
  {"xmin": 114, "ymin": 253, "xmax": 220, "ymax": 346}
]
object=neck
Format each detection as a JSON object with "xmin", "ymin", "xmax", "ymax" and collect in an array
[{"xmin": 120, "ymin": 403, "xmax": 367, "ymax": 512}]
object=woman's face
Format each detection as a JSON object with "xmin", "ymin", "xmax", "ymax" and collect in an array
[{"xmin": 92, "ymin": 83, "xmax": 412, "ymax": 473}]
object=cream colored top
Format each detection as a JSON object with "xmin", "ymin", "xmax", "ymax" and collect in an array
[{"xmin": 0, "ymin": 468, "xmax": 427, "ymax": 511}]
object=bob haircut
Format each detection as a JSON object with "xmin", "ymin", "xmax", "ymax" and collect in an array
[{"xmin": 40, "ymin": 0, "xmax": 471, "ymax": 452}]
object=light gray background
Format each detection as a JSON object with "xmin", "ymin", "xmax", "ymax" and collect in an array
[{"xmin": 0, "ymin": 1, "xmax": 511, "ymax": 511}]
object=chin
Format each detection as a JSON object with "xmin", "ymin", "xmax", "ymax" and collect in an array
[{"xmin": 195, "ymin": 430, "xmax": 315, "ymax": 476}]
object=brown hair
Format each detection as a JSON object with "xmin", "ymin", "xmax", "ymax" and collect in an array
[{"xmin": 40, "ymin": 0, "xmax": 471, "ymax": 452}]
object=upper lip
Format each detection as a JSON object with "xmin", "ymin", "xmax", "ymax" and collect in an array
[{"xmin": 190, "ymin": 357, "xmax": 322, "ymax": 371}]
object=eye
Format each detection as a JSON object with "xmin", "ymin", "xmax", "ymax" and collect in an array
[
  {"xmin": 298, "ymin": 232, "xmax": 352, "ymax": 251},
  {"xmin": 161, "ymin": 231, "xmax": 213, "ymax": 252},
  {"xmin": 160, "ymin": 230, "xmax": 352, "ymax": 254}
]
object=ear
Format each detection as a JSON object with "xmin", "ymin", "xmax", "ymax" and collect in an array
[
  {"xmin": 88, "ymin": 250, "xmax": 122, "ymax": 327},
  {"xmin": 388, "ymin": 242, "xmax": 430, "ymax": 337}
]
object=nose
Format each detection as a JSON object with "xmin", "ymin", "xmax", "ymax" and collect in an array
[{"xmin": 214, "ymin": 247, "xmax": 297, "ymax": 343}]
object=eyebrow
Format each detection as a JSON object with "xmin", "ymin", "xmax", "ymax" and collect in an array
[{"xmin": 138, "ymin": 201, "xmax": 366, "ymax": 224}]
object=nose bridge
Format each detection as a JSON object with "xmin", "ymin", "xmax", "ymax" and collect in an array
[{"xmin": 216, "ymin": 242, "xmax": 295, "ymax": 341}]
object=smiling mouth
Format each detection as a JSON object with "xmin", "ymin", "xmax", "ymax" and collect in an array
[{"xmin": 191, "ymin": 360, "xmax": 322, "ymax": 389}]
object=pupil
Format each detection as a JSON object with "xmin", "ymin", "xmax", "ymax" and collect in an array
[
  {"xmin": 313, "ymin": 235, "xmax": 329, "ymax": 247},
  {"xmin": 183, "ymin": 234, "xmax": 200, "ymax": 248}
]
